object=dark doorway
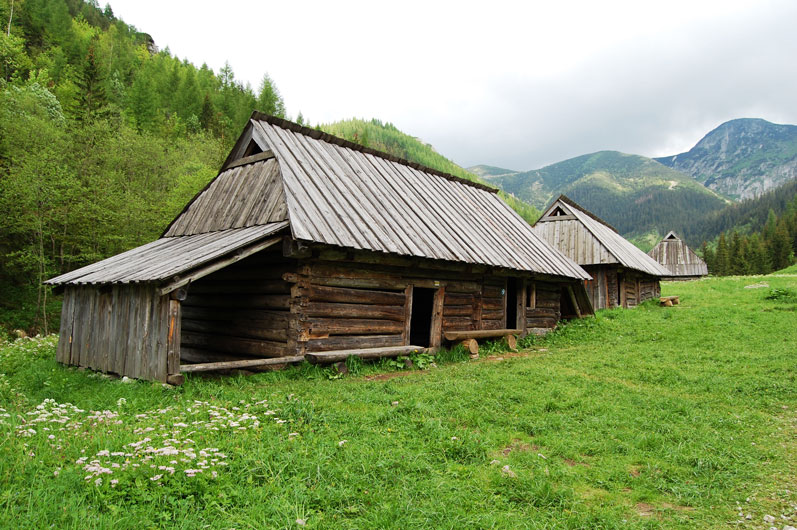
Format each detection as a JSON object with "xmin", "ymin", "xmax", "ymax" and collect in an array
[
  {"xmin": 409, "ymin": 287, "xmax": 435, "ymax": 347},
  {"xmin": 560, "ymin": 286, "xmax": 577, "ymax": 319},
  {"xmin": 506, "ymin": 278, "xmax": 518, "ymax": 329}
]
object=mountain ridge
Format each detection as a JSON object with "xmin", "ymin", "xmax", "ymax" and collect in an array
[{"xmin": 654, "ymin": 118, "xmax": 797, "ymax": 200}]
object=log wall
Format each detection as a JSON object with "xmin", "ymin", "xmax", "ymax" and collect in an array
[
  {"xmin": 283, "ymin": 250, "xmax": 563, "ymax": 351},
  {"xmin": 56, "ymin": 284, "xmax": 172, "ymax": 382},
  {"xmin": 525, "ymin": 281, "xmax": 562, "ymax": 335},
  {"xmin": 179, "ymin": 248, "xmax": 297, "ymax": 363}
]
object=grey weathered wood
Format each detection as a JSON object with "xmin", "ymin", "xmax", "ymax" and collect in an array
[
  {"xmin": 222, "ymin": 149, "xmax": 275, "ymax": 171},
  {"xmin": 305, "ymin": 345, "xmax": 425, "ymax": 364},
  {"xmin": 157, "ymin": 236, "xmax": 282, "ymax": 296},
  {"xmin": 180, "ymin": 356, "xmax": 304, "ymax": 373}
]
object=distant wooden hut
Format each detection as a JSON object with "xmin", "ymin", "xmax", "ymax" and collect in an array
[
  {"xmin": 647, "ymin": 231, "xmax": 708, "ymax": 280},
  {"xmin": 532, "ymin": 195, "xmax": 670, "ymax": 310},
  {"xmin": 46, "ymin": 113, "xmax": 593, "ymax": 383}
]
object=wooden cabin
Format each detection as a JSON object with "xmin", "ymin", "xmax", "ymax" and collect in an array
[
  {"xmin": 532, "ymin": 195, "xmax": 670, "ymax": 310},
  {"xmin": 46, "ymin": 113, "xmax": 593, "ymax": 383},
  {"xmin": 647, "ymin": 231, "xmax": 708, "ymax": 280}
]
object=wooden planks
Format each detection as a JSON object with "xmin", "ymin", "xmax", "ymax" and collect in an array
[{"xmin": 56, "ymin": 284, "xmax": 171, "ymax": 382}]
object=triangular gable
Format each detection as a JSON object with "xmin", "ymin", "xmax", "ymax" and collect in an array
[
  {"xmin": 164, "ymin": 154, "xmax": 287, "ymax": 237},
  {"xmin": 664, "ymin": 231, "xmax": 680, "ymax": 240},
  {"xmin": 538, "ymin": 200, "xmax": 576, "ymax": 222},
  {"xmin": 533, "ymin": 195, "xmax": 670, "ymax": 276}
]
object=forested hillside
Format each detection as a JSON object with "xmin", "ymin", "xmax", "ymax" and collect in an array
[
  {"xmin": 0, "ymin": 0, "xmax": 286, "ymax": 333},
  {"xmin": 481, "ymin": 150, "xmax": 727, "ymax": 240},
  {"xmin": 0, "ymin": 1, "xmax": 540, "ymax": 335}
]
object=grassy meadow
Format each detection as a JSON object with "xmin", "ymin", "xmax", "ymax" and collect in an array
[{"xmin": 1, "ymin": 273, "xmax": 795, "ymax": 529}]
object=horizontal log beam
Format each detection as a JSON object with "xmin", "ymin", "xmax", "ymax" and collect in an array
[
  {"xmin": 305, "ymin": 345, "xmax": 426, "ymax": 364},
  {"xmin": 181, "ymin": 356, "xmax": 304, "ymax": 373},
  {"xmin": 303, "ymin": 302, "xmax": 405, "ymax": 321},
  {"xmin": 443, "ymin": 329, "xmax": 521, "ymax": 341}
]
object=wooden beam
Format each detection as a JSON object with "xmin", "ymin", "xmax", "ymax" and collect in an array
[
  {"xmin": 305, "ymin": 345, "xmax": 426, "ymax": 364},
  {"xmin": 157, "ymin": 236, "xmax": 282, "ymax": 296},
  {"xmin": 443, "ymin": 329, "xmax": 522, "ymax": 341},
  {"xmin": 566, "ymin": 285, "xmax": 582, "ymax": 318},
  {"xmin": 429, "ymin": 286, "xmax": 445, "ymax": 349},
  {"xmin": 180, "ymin": 355, "xmax": 304, "ymax": 373},
  {"xmin": 221, "ymin": 149, "xmax": 275, "ymax": 171},
  {"xmin": 402, "ymin": 285, "xmax": 413, "ymax": 345}
]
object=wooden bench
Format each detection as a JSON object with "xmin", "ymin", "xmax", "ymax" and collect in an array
[
  {"xmin": 443, "ymin": 329, "xmax": 521, "ymax": 355},
  {"xmin": 659, "ymin": 296, "xmax": 680, "ymax": 307}
]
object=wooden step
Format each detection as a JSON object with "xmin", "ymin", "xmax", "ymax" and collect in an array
[{"xmin": 305, "ymin": 345, "xmax": 426, "ymax": 364}]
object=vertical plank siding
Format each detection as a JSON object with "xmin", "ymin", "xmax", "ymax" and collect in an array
[{"xmin": 56, "ymin": 284, "xmax": 171, "ymax": 381}]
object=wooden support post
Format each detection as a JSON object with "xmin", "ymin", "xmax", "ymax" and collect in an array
[
  {"xmin": 429, "ymin": 286, "xmax": 445, "ymax": 350},
  {"xmin": 402, "ymin": 285, "xmax": 413, "ymax": 345},
  {"xmin": 566, "ymin": 285, "xmax": 582, "ymax": 318},
  {"xmin": 166, "ymin": 299, "xmax": 181, "ymax": 378},
  {"xmin": 518, "ymin": 280, "xmax": 527, "ymax": 336},
  {"xmin": 505, "ymin": 334, "xmax": 517, "ymax": 350}
]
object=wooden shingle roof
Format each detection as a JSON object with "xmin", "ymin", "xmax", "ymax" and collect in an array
[
  {"xmin": 648, "ymin": 231, "xmax": 708, "ymax": 277},
  {"xmin": 46, "ymin": 222, "xmax": 288, "ymax": 286},
  {"xmin": 533, "ymin": 195, "xmax": 670, "ymax": 277},
  {"xmin": 165, "ymin": 113, "xmax": 590, "ymax": 280}
]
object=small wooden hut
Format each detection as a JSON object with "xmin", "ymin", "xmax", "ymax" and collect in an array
[
  {"xmin": 647, "ymin": 231, "xmax": 708, "ymax": 280},
  {"xmin": 532, "ymin": 195, "xmax": 670, "ymax": 310},
  {"xmin": 46, "ymin": 113, "xmax": 593, "ymax": 383}
]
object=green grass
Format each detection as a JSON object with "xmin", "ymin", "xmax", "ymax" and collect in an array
[{"xmin": 1, "ymin": 274, "xmax": 795, "ymax": 529}]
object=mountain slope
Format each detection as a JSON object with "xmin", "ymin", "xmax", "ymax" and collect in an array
[
  {"xmin": 655, "ymin": 118, "xmax": 797, "ymax": 200},
  {"xmin": 482, "ymin": 150, "xmax": 727, "ymax": 238},
  {"xmin": 319, "ymin": 119, "xmax": 541, "ymax": 223}
]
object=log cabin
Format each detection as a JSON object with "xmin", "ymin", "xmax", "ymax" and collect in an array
[
  {"xmin": 647, "ymin": 231, "xmax": 708, "ymax": 280},
  {"xmin": 46, "ymin": 113, "xmax": 593, "ymax": 383},
  {"xmin": 532, "ymin": 195, "xmax": 670, "ymax": 310}
]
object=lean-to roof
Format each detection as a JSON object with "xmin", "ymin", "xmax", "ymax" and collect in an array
[{"xmin": 46, "ymin": 222, "xmax": 288, "ymax": 286}]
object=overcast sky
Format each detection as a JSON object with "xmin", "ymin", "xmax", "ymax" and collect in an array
[{"xmin": 107, "ymin": 0, "xmax": 797, "ymax": 171}]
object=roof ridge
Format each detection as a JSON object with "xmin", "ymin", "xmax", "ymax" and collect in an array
[
  {"xmin": 250, "ymin": 111, "xmax": 498, "ymax": 194},
  {"xmin": 554, "ymin": 195, "xmax": 619, "ymax": 233}
]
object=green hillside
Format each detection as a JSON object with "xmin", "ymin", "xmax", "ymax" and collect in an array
[
  {"xmin": 320, "ymin": 119, "xmax": 541, "ymax": 224},
  {"xmin": 0, "ymin": 0, "xmax": 286, "ymax": 333},
  {"xmin": 488, "ymin": 150, "xmax": 728, "ymax": 239}
]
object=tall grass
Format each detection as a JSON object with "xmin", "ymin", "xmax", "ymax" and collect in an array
[{"xmin": 0, "ymin": 273, "xmax": 794, "ymax": 528}]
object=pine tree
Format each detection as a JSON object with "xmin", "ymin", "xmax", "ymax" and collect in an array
[
  {"xmin": 700, "ymin": 241, "xmax": 714, "ymax": 273},
  {"xmin": 729, "ymin": 231, "xmax": 743, "ymax": 275},
  {"xmin": 74, "ymin": 42, "xmax": 108, "ymax": 122},
  {"xmin": 199, "ymin": 93, "xmax": 217, "ymax": 134},
  {"xmin": 256, "ymin": 73, "xmax": 285, "ymax": 117},
  {"xmin": 769, "ymin": 219, "xmax": 795, "ymax": 271},
  {"xmin": 748, "ymin": 234, "xmax": 771, "ymax": 274},
  {"xmin": 715, "ymin": 232, "xmax": 730, "ymax": 276}
]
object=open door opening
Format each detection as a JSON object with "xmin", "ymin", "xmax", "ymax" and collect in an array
[
  {"xmin": 506, "ymin": 278, "xmax": 518, "ymax": 329},
  {"xmin": 409, "ymin": 287, "xmax": 435, "ymax": 347}
]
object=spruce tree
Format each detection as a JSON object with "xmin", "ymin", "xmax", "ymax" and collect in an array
[
  {"xmin": 769, "ymin": 219, "xmax": 795, "ymax": 271},
  {"xmin": 700, "ymin": 241, "xmax": 714, "ymax": 273},
  {"xmin": 74, "ymin": 42, "xmax": 108, "ymax": 122},
  {"xmin": 715, "ymin": 232, "xmax": 729, "ymax": 276}
]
